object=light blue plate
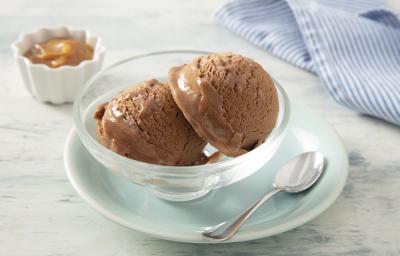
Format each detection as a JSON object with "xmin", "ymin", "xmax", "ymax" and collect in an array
[{"xmin": 64, "ymin": 102, "xmax": 348, "ymax": 243}]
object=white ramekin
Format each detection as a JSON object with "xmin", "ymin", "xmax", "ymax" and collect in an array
[{"xmin": 11, "ymin": 26, "xmax": 106, "ymax": 104}]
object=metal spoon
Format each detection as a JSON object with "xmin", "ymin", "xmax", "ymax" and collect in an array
[{"xmin": 202, "ymin": 151, "xmax": 325, "ymax": 242}]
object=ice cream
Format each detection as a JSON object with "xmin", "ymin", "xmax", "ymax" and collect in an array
[
  {"xmin": 168, "ymin": 53, "xmax": 279, "ymax": 157},
  {"xmin": 94, "ymin": 79, "xmax": 207, "ymax": 166}
]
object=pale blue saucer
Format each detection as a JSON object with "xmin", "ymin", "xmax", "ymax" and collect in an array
[{"xmin": 64, "ymin": 102, "xmax": 348, "ymax": 243}]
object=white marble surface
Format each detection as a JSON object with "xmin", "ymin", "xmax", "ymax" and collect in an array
[{"xmin": 1, "ymin": 0, "xmax": 400, "ymax": 255}]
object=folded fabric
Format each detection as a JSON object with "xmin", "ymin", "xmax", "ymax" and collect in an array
[{"xmin": 215, "ymin": 0, "xmax": 400, "ymax": 125}]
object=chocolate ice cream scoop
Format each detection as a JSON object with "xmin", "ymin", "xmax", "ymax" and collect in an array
[
  {"xmin": 94, "ymin": 79, "xmax": 207, "ymax": 166},
  {"xmin": 168, "ymin": 53, "xmax": 279, "ymax": 157}
]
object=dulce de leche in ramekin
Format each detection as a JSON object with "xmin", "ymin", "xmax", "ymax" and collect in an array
[{"xmin": 11, "ymin": 26, "xmax": 105, "ymax": 104}]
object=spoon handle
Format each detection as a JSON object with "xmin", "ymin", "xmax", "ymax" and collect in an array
[{"xmin": 202, "ymin": 188, "xmax": 282, "ymax": 242}]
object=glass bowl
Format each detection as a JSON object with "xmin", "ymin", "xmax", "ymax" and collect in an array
[{"xmin": 73, "ymin": 50, "xmax": 290, "ymax": 201}]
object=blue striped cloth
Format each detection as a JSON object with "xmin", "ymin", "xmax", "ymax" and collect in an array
[{"xmin": 215, "ymin": 0, "xmax": 400, "ymax": 125}]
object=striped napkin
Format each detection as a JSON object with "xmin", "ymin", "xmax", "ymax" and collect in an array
[{"xmin": 215, "ymin": 0, "xmax": 400, "ymax": 125}]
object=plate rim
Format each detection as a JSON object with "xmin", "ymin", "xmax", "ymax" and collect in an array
[{"xmin": 64, "ymin": 103, "xmax": 349, "ymax": 243}]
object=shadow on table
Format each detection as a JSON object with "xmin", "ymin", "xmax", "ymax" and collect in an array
[{"xmin": 123, "ymin": 222, "xmax": 367, "ymax": 256}]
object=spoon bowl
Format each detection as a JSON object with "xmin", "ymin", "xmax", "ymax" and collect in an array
[{"xmin": 273, "ymin": 152, "xmax": 324, "ymax": 193}]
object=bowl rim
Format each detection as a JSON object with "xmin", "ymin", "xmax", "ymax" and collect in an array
[{"xmin": 73, "ymin": 50, "xmax": 291, "ymax": 176}]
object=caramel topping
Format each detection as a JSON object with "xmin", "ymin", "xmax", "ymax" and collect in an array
[{"xmin": 24, "ymin": 38, "xmax": 94, "ymax": 68}]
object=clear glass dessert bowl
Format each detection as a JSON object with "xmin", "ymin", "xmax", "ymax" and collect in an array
[{"xmin": 73, "ymin": 50, "xmax": 290, "ymax": 201}]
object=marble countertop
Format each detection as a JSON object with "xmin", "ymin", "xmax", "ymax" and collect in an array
[{"xmin": 1, "ymin": 0, "xmax": 399, "ymax": 255}]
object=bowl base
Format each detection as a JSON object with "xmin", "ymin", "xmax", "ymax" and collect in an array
[{"xmin": 151, "ymin": 189, "xmax": 210, "ymax": 201}]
